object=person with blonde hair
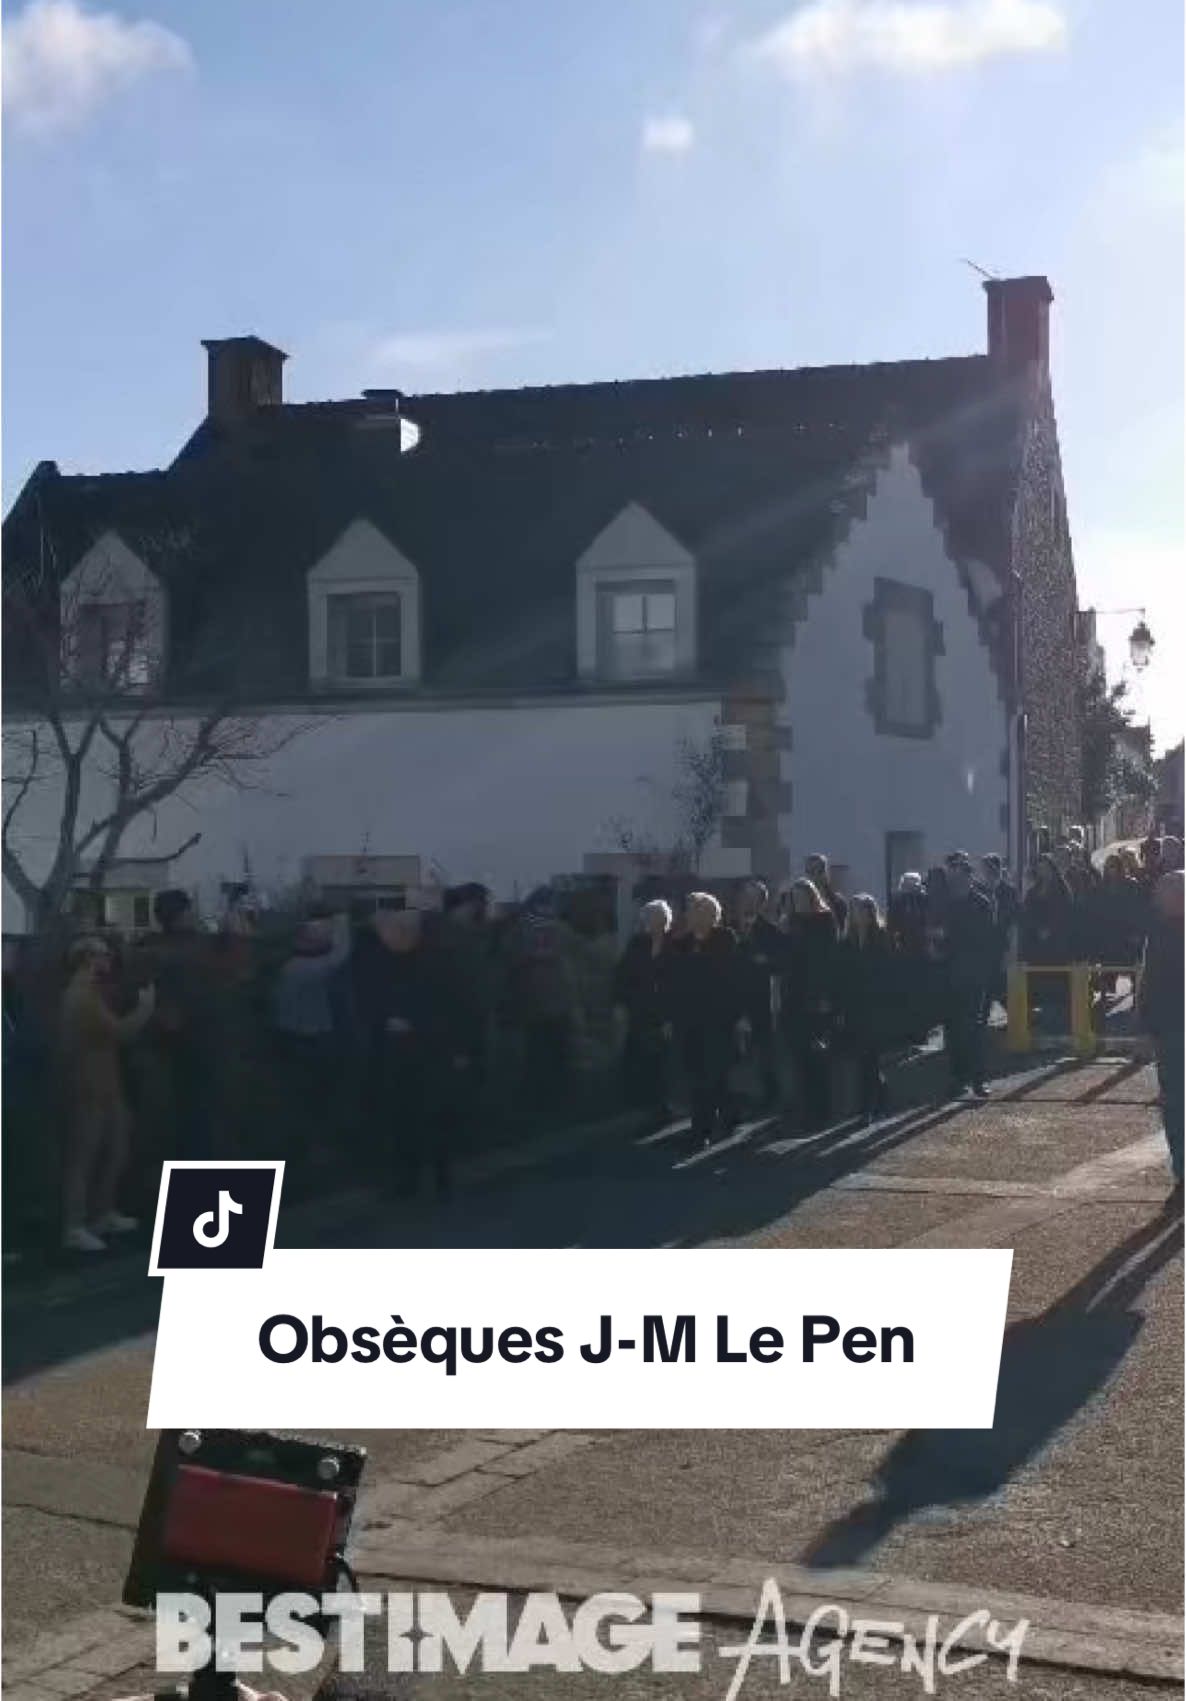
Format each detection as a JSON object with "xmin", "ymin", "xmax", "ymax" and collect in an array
[
  {"xmin": 665, "ymin": 891, "xmax": 744, "ymax": 1144},
  {"xmin": 779, "ymin": 878, "xmax": 839, "ymax": 1129},
  {"xmin": 612, "ymin": 897, "xmax": 674, "ymax": 1125},
  {"xmin": 735, "ymin": 878, "xmax": 785, "ymax": 1111},
  {"xmin": 59, "ymin": 936, "xmax": 156, "ymax": 1253},
  {"xmin": 836, "ymin": 894, "xmax": 892, "ymax": 1120}
]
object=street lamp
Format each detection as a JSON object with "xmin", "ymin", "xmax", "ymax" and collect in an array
[
  {"xmin": 1127, "ymin": 618, "xmax": 1155, "ymax": 672},
  {"xmin": 1091, "ymin": 607, "xmax": 1155, "ymax": 673}
]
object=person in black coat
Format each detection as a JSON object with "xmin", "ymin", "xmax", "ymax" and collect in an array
[
  {"xmin": 888, "ymin": 872, "xmax": 933, "ymax": 1043},
  {"xmin": 941, "ymin": 856, "xmax": 997, "ymax": 1099},
  {"xmin": 979, "ymin": 853, "xmax": 1019, "ymax": 1017},
  {"xmin": 423, "ymin": 892, "xmax": 497, "ymax": 1193},
  {"xmin": 1139, "ymin": 871, "xmax": 1184, "ymax": 1187},
  {"xmin": 1022, "ymin": 854, "xmax": 1077, "ymax": 963},
  {"xmin": 664, "ymin": 892, "xmax": 744, "ymax": 1144},
  {"xmin": 805, "ymin": 853, "xmax": 849, "ymax": 934},
  {"xmin": 835, "ymin": 895, "xmax": 892, "ymax": 1119},
  {"xmin": 1088, "ymin": 856, "xmax": 1147, "ymax": 975},
  {"xmin": 612, "ymin": 898, "xmax": 674, "ymax": 1125},
  {"xmin": 779, "ymin": 878, "xmax": 839, "ymax": 1129},
  {"xmin": 351, "ymin": 909, "xmax": 451, "ymax": 1197},
  {"xmin": 734, "ymin": 878, "xmax": 785, "ymax": 1111}
]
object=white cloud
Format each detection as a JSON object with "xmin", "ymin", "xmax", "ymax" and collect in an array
[
  {"xmin": 3, "ymin": 0, "xmax": 192, "ymax": 134},
  {"xmin": 641, "ymin": 114, "xmax": 696, "ymax": 155},
  {"xmin": 367, "ymin": 328, "xmax": 549, "ymax": 385},
  {"xmin": 751, "ymin": 0, "xmax": 1067, "ymax": 79}
]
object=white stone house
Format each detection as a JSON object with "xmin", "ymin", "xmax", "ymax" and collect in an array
[{"xmin": 2, "ymin": 278, "xmax": 1081, "ymax": 930}]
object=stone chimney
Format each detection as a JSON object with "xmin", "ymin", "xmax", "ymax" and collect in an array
[
  {"xmin": 202, "ymin": 335, "xmax": 287, "ymax": 425},
  {"xmin": 983, "ymin": 276, "xmax": 1053, "ymax": 376}
]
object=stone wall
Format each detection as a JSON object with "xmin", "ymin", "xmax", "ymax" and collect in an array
[{"xmin": 1013, "ymin": 384, "xmax": 1083, "ymax": 845}]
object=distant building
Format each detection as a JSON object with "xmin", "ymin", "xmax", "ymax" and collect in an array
[
  {"xmin": 3, "ymin": 277, "xmax": 1081, "ymax": 928},
  {"xmin": 1092, "ymin": 722, "xmax": 1156, "ymax": 850},
  {"xmin": 1157, "ymin": 741, "xmax": 1185, "ymax": 838}
]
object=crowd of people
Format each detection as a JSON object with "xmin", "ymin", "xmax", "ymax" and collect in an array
[
  {"xmin": 614, "ymin": 852, "xmax": 997, "ymax": 1146},
  {"xmin": 3, "ymin": 830, "xmax": 1182, "ymax": 1259},
  {"xmin": 5, "ymin": 880, "xmax": 603, "ymax": 1257},
  {"xmin": 611, "ymin": 834, "xmax": 1183, "ymax": 1169}
]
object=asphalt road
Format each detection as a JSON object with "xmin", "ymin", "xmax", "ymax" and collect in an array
[{"xmin": 3, "ymin": 1054, "xmax": 1180, "ymax": 1698}]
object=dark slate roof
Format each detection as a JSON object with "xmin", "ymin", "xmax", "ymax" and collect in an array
[{"xmin": 3, "ymin": 355, "xmax": 1028, "ymax": 703}]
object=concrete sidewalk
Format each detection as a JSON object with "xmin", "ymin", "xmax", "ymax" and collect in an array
[
  {"xmin": 4, "ymin": 1059, "xmax": 1181, "ymax": 1699},
  {"xmin": 342, "ymin": 1061, "xmax": 1181, "ymax": 1683}
]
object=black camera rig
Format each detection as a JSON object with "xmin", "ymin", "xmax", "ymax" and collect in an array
[{"xmin": 125, "ymin": 1428, "xmax": 367, "ymax": 1701}]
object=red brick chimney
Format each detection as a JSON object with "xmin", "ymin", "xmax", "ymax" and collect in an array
[
  {"xmin": 983, "ymin": 276, "xmax": 1052, "ymax": 376},
  {"xmin": 202, "ymin": 335, "xmax": 287, "ymax": 425}
]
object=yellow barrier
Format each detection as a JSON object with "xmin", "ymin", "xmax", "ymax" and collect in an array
[{"xmin": 1006, "ymin": 963, "xmax": 1142, "ymax": 1058}]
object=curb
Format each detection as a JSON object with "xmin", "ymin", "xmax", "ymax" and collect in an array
[{"xmin": 350, "ymin": 1526, "xmax": 1184, "ymax": 1684}]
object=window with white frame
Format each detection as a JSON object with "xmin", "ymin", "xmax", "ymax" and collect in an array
[
  {"xmin": 576, "ymin": 503, "xmax": 697, "ymax": 683},
  {"xmin": 75, "ymin": 600, "xmax": 152, "ymax": 688},
  {"xmin": 307, "ymin": 519, "xmax": 421, "ymax": 689},
  {"xmin": 327, "ymin": 592, "xmax": 403, "ymax": 682},
  {"xmin": 597, "ymin": 581, "xmax": 677, "ymax": 679},
  {"xmin": 60, "ymin": 533, "xmax": 164, "ymax": 694}
]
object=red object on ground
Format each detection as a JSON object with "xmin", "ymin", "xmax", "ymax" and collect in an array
[{"xmin": 161, "ymin": 1464, "xmax": 338, "ymax": 1588}]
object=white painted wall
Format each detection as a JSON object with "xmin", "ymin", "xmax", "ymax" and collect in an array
[
  {"xmin": 3, "ymin": 696, "xmax": 727, "ymax": 925},
  {"xmin": 779, "ymin": 446, "xmax": 1008, "ymax": 899}
]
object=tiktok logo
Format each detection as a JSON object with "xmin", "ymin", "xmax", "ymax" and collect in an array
[
  {"xmin": 192, "ymin": 1190, "xmax": 244, "ymax": 1249},
  {"xmin": 150, "ymin": 1162, "xmax": 282, "ymax": 1274}
]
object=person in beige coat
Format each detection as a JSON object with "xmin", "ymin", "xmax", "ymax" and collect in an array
[{"xmin": 59, "ymin": 936, "xmax": 155, "ymax": 1253}]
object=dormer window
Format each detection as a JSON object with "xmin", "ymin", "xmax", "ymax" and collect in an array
[
  {"xmin": 577, "ymin": 503, "xmax": 696, "ymax": 684},
  {"xmin": 61, "ymin": 533, "xmax": 165, "ymax": 694},
  {"xmin": 308, "ymin": 519, "xmax": 422, "ymax": 690}
]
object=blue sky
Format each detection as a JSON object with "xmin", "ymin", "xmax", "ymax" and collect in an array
[{"xmin": 3, "ymin": 0, "xmax": 1182, "ymax": 742}]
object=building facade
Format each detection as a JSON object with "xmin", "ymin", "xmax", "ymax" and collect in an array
[{"xmin": 3, "ymin": 278, "xmax": 1081, "ymax": 929}]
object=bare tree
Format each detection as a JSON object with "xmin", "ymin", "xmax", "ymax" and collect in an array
[
  {"xmin": 672, "ymin": 722, "xmax": 728, "ymax": 873},
  {"xmin": 602, "ymin": 720, "xmax": 729, "ymax": 876},
  {"xmin": 3, "ymin": 522, "xmax": 312, "ymax": 933}
]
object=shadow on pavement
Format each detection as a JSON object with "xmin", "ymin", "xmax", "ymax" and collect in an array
[
  {"xmin": 364, "ymin": 1053, "xmax": 1149, "ymax": 1252},
  {"xmin": 3, "ymin": 1054, "xmax": 1157, "ymax": 1381},
  {"xmin": 800, "ymin": 1196, "xmax": 1184, "ymax": 1569}
]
